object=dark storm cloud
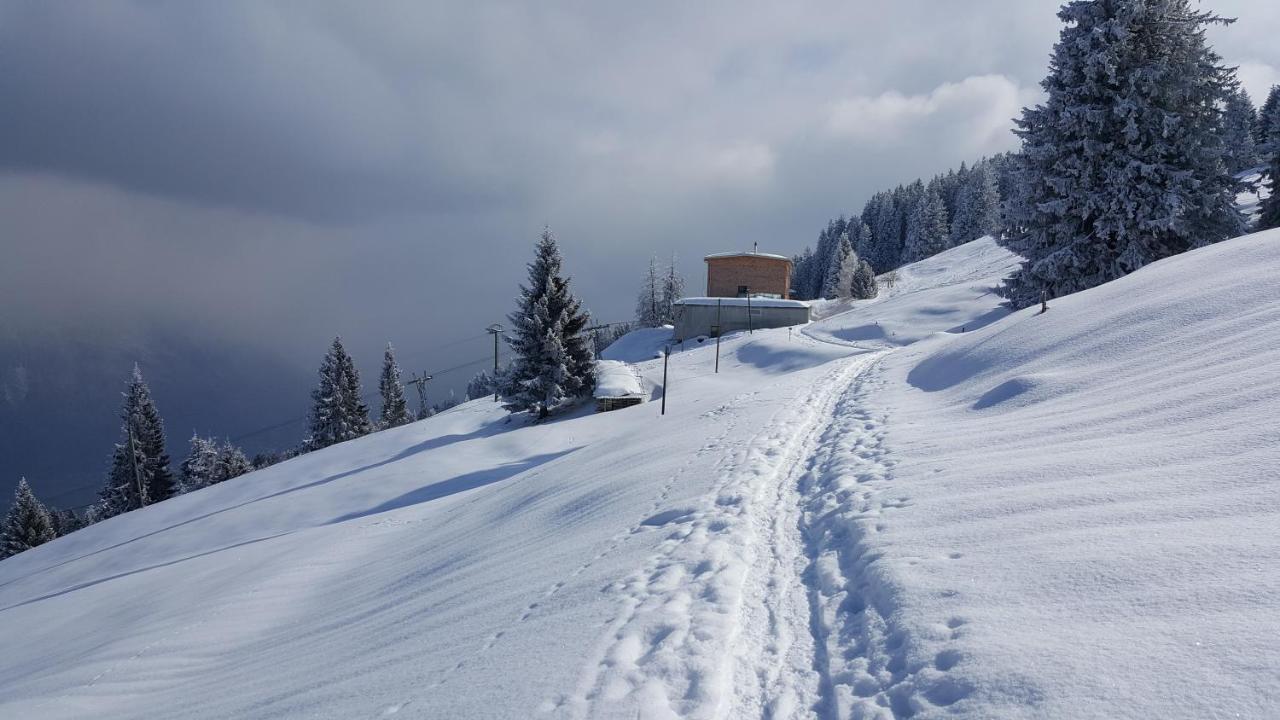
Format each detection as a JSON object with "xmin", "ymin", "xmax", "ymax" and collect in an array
[{"xmin": 0, "ymin": 0, "xmax": 1276, "ymax": 384}]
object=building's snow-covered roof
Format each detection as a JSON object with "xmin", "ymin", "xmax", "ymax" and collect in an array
[
  {"xmin": 593, "ymin": 360, "xmax": 644, "ymax": 398},
  {"xmin": 703, "ymin": 251, "xmax": 792, "ymax": 262},
  {"xmin": 675, "ymin": 297, "xmax": 810, "ymax": 309}
]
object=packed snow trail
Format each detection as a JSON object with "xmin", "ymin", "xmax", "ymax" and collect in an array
[{"xmin": 557, "ymin": 354, "xmax": 879, "ymax": 719}]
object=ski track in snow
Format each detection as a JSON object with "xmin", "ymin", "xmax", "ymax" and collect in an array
[
  {"xmin": 799, "ymin": 357, "xmax": 970, "ymax": 718},
  {"xmin": 552, "ymin": 352, "xmax": 918, "ymax": 720}
]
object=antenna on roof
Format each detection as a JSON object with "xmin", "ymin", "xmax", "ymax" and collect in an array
[{"xmin": 753, "ymin": 241, "xmax": 758, "ymax": 254}]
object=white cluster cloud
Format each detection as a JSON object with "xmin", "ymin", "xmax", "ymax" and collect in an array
[{"xmin": 825, "ymin": 74, "xmax": 1037, "ymax": 157}]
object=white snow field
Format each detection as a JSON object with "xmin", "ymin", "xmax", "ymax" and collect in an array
[{"xmin": 2, "ymin": 231, "xmax": 1279, "ymax": 719}]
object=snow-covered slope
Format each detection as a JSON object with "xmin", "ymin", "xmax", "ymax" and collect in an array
[
  {"xmin": 855, "ymin": 228, "xmax": 1280, "ymax": 718},
  {"xmin": 806, "ymin": 237, "xmax": 1020, "ymax": 348},
  {"xmin": 3, "ymin": 231, "xmax": 1278, "ymax": 719}
]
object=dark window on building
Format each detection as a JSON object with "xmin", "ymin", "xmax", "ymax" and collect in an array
[{"xmin": 737, "ymin": 285, "xmax": 748, "ymax": 296}]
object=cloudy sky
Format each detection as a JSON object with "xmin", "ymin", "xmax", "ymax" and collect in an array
[{"xmin": 2, "ymin": 0, "xmax": 1278, "ymax": 403}]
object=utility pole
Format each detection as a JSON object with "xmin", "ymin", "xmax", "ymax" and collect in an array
[
  {"xmin": 745, "ymin": 286, "xmax": 753, "ymax": 335},
  {"xmin": 714, "ymin": 298, "xmax": 722, "ymax": 373},
  {"xmin": 126, "ymin": 422, "xmax": 147, "ymax": 509},
  {"xmin": 407, "ymin": 372, "xmax": 432, "ymax": 418},
  {"xmin": 661, "ymin": 346, "xmax": 670, "ymax": 416},
  {"xmin": 486, "ymin": 323, "xmax": 505, "ymax": 402}
]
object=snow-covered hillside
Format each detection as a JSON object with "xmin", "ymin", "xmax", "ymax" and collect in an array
[{"xmin": 3, "ymin": 232, "xmax": 1279, "ymax": 719}]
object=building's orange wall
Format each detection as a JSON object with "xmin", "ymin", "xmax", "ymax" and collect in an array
[{"xmin": 705, "ymin": 256, "xmax": 791, "ymax": 298}]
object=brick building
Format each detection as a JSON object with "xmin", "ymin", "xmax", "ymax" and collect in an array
[{"xmin": 703, "ymin": 251, "xmax": 793, "ymax": 298}]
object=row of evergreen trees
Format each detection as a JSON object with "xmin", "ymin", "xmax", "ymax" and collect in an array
[
  {"xmin": 1000, "ymin": 0, "xmax": 1280, "ymax": 309},
  {"xmin": 791, "ymin": 155, "xmax": 1011, "ymax": 300},
  {"xmin": 2, "ymin": 229, "xmax": 603, "ymax": 560},
  {"xmin": 0, "ymin": 339, "xmax": 423, "ymax": 559}
]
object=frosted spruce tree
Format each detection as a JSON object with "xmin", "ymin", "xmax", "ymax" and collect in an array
[
  {"xmin": 466, "ymin": 368, "xmax": 497, "ymax": 401},
  {"xmin": 903, "ymin": 186, "xmax": 949, "ymax": 264},
  {"xmin": 820, "ymin": 231, "xmax": 853, "ymax": 299},
  {"xmin": 635, "ymin": 256, "xmax": 662, "ymax": 327},
  {"xmin": 504, "ymin": 228, "xmax": 595, "ymax": 419},
  {"xmin": 950, "ymin": 162, "xmax": 1002, "ymax": 246},
  {"xmin": 179, "ymin": 435, "xmax": 251, "ymax": 493},
  {"xmin": 216, "ymin": 441, "xmax": 253, "ymax": 482},
  {"xmin": 377, "ymin": 343, "xmax": 414, "ymax": 429},
  {"xmin": 179, "ymin": 434, "xmax": 220, "ymax": 493},
  {"xmin": 97, "ymin": 365, "xmax": 174, "ymax": 518},
  {"xmin": 659, "ymin": 255, "xmax": 685, "ymax": 325},
  {"xmin": 305, "ymin": 337, "xmax": 372, "ymax": 450},
  {"xmin": 1000, "ymin": 0, "xmax": 1245, "ymax": 308},
  {"xmin": 849, "ymin": 257, "xmax": 879, "ymax": 300},
  {"xmin": 1259, "ymin": 101, "xmax": 1280, "ymax": 230},
  {"xmin": 1255, "ymin": 85, "xmax": 1280, "ymax": 149},
  {"xmin": 1221, "ymin": 86, "xmax": 1259, "ymax": 174},
  {"xmin": 1, "ymin": 478, "xmax": 56, "ymax": 559}
]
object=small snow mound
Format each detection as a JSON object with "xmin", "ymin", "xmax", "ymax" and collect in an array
[
  {"xmin": 601, "ymin": 326, "xmax": 673, "ymax": 362},
  {"xmin": 594, "ymin": 360, "xmax": 642, "ymax": 398}
]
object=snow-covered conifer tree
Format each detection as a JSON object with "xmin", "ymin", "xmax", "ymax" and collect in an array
[
  {"xmin": 659, "ymin": 255, "xmax": 685, "ymax": 325},
  {"xmin": 1260, "ymin": 103, "xmax": 1280, "ymax": 230},
  {"xmin": 635, "ymin": 256, "xmax": 662, "ymax": 327},
  {"xmin": 97, "ymin": 365, "xmax": 174, "ymax": 518},
  {"xmin": 305, "ymin": 337, "xmax": 371, "ymax": 450},
  {"xmin": 125, "ymin": 365, "xmax": 174, "ymax": 502},
  {"xmin": 1255, "ymin": 85, "xmax": 1280, "ymax": 149},
  {"xmin": 950, "ymin": 162, "xmax": 1002, "ymax": 246},
  {"xmin": 48, "ymin": 507, "xmax": 85, "ymax": 538},
  {"xmin": 377, "ymin": 343, "xmax": 413, "ymax": 429},
  {"xmin": 820, "ymin": 231, "xmax": 853, "ymax": 299},
  {"xmin": 216, "ymin": 441, "xmax": 252, "ymax": 482},
  {"xmin": 1222, "ymin": 86, "xmax": 1259, "ymax": 174},
  {"xmin": 1000, "ymin": 0, "xmax": 1244, "ymax": 308},
  {"xmin": 849, "ymin": 258, "xmax": 878, "ymax": 300},
  {"xmin": 903, "ymin": 186, "xmax": 949, "ymax": 263},
  {"xmin": 504, "ymin": 228, "xmax": 595, "ymax": 418},
  {"xmin": 1, "ymin": 478, "xmax": 56, "ymax": 559},
  {"xmin": 179, "ymin": 434, "xmax": 219, "ymax": 493},
  {"xmin": 466, "ymin": 369, "xmax": 496, "ymax": 401}
]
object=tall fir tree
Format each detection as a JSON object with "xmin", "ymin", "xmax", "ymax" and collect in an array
[
  {"xmin": 1255, "ymin": 85, "xmax": 1280, "ymax": 149},
  {"xmin": 903, "ymin": 186, "xmax": 950, "ymax": 263},
  {"xmin": 820, "ymin": 231, "xmax": 853, "ymax": 299},
  {"xmin": 306, "ymin": 337, "xmax": 372, "ymax": 451},
  {"xmin": 849, "ymin": 257, "xmax": 879, "ymax": 300},
  {"xmin": 504, "ymin": 228, "xmax": 596, "ymax": 418},
  {"xmin": 1259, "ymin": 99, "xmax": 1280, "ymax": 230},
  {"xmin": 1221, "ymin": 86, "xmax": 1259, "ymax": 174},
  {"xmin": 950, "ymin": 162, "xmax": 1002, "ymax": 246},
  {"xmin": 1, "ymin": 478, "xmax": 57, "ymax": 559},
  {"xmin": 377, "ymin": 343, "xmax": 414, "ymax": 429},
  {"xmin": 97, "ymin": 365, "xmax": 174, "ymax": 518},
  {"xmin": 659, "ymin": 255, "xmax": 685, "ymax": 325},
  {"xmin": 635, "ymin": 256, "xmax": 662, "ymax": 327},
  {"xmin": 1000, "ymin": 0, "xmax": 1244, "ymax": 308}
]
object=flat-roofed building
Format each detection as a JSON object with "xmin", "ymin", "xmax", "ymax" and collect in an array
[{"xmin": 704, "ymin": 251, "xmax": 792, "ymax": 299}]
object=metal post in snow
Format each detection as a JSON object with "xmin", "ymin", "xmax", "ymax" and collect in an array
[
  {"xmin": 661, "ymin": 346, "xmax": 669, "ymax": 416},
  {"xmin": 746, "ymin": 288, "xmax": 754, "ymax": 335},
  {"xmin": 486, "ymin": 323, "xmax": 505, "ymax": 401}
]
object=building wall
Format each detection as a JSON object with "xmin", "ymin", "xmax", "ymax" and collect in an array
[
  {"xmin": 705, "ymin": 256, "xmax": 791, "ymax": 298},
  {"xmin": 673, "ymin": 303, "xmax": 810, "ymax": 341}
]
